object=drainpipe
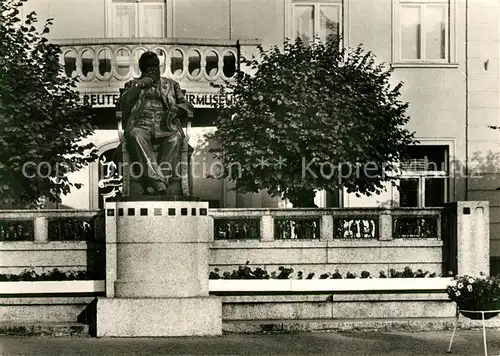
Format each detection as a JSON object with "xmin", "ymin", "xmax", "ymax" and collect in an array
[
  {"xmin": 229, "ymin": 0, "xmax": 232, "ymax": 40},
  {"xmin": 465, "ymin": 0, "xmax": 469, "ymax": 201}
]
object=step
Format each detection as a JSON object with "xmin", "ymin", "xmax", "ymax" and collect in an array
[
  {"xmin": 222, "ymin": 317, "xmax": 500, "ymax": 333},
  {"xmin": 0, "ymin": 322, "xmax": 90, "ymax": 337},
  {"xmin": 2, "ymin": 318, "xmax": 498, "ymax": 337}
]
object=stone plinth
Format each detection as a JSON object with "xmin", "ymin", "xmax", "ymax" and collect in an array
[
  {"xmin": 96, "ymin": 297, "xmax": 221, "ymax": 337},
  {"xmin": 97, "ymin": 200, "xmax": 221, "ymax": 337}
]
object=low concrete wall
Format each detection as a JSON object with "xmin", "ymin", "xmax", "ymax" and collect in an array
[
  {"xmin": 209, "ymin": 203, "xmax": 490, "ymax": 277},
  {"xmin": 0, "ymin": 296, "xmax": 96, "ymax": 323},
  {"xmin": 1, "ymin": 203, "xmax": 489, "ymax": 280},
  {"xmin": 0, "ymin": 293, "xmax": 458, "ymax": 324},
  {"xmin": 220, "ymin": 293, "xmax": 456, "ymax": 321},
  {"xmin": 0, "ymin": 209, "xmax": 104, "ymax": 276},
  {"xmin": 210, "ymin": 239, "xmax": 445, "ymax": 277},
  {"xmin": 2, "ymin": 240, "xmax": 442, "ymax": 280},
  {"xmin": 0, "ymin": 241, "xmax": 104, "ymax": 276},
  {"xmin": 3, "ymin": 239, "xmax": 443, "ymax": 278},
  {"xmin": 0, "ymin": 203, "xmax": 491, "ymax": 329}
]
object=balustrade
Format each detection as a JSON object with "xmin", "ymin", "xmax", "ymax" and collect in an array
[
  {"xmin": 48, "ymin": 216, "xmax": 103, "ymax": 241},
  {"xmin": 393, "ymin": 216, "xmax": 439, "ymax": 238},
  {"xmin": 0, "ymin": 220, "xmax": 34, "ymax": 241},
  {"xmin": 274, "ymin": 218, "xmax": 320, "ymax": 239},
  {"xmin": 54, "ymin": 38, "xmax": 257, "ymax": 84},
  {"xmin": 333, "ymin": 216, "xmax": 379, "ymax": 239},
  {"xmin": 0, "ymin": 210, "xmax": 103, "ymax": 242},
  {"xmin": 210, "ymin": 208, "xmax": 443, "ymax": 241},
  {"xmin": 214, "ymin": 218, "xmax": 260, "ymax": 240}
]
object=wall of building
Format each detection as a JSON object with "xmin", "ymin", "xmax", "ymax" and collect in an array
[
  {"xmin": 344, "ymin": 0, "xmax": 467, "ymax": 207},
  {"xmin": 173, "ymin": 0, "xmax": 230, "ymax": 39},
  {"xmin": 230, "ymin": 0, "xmax": 285, "ymax": 49},
  {"xmin": 21, "ymin": 0, "xmax": 106, "ymax": 39},
  {"xmin": 465, "ymin": 0, "xmax": 500, "ymax": 267}
]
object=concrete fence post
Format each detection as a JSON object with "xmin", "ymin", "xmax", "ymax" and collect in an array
[
  {"xmin": 320, "ymin": 215, "xmax": 334, "ymax": 240},
  {"xmin": 378, "ymin": 211, "xmax": 392, "ymax": 241},
  {"xmin": 455, "ymin": 201, "xmax": 490, "ymax": 276},
  {"xmin": 33, "ymin": 217, "xmax": 48, "ymax": 243},
  {"xmin": 260, "ymin": 214, "xmax": 274, "ymax": 242}
]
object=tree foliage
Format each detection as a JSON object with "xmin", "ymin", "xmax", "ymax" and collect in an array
[
  {"xmin": 0, "ymin": 0, "xmax": 97, "ymax": 207},
  {"xmin": 209, "ymin": 37, "xmax": 416, "ymax": 207}
]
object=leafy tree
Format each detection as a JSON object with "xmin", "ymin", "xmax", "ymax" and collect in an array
[
  {"xmin": 0, "ymin": 0, "xmax": 97, "ymax": 207},
  {"xmin": 209, "ymin": 37, "xmax": 416, "ymax": 207}
]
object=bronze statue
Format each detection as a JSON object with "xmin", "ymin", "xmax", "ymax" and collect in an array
[{"xmin": 117, "ymin": 51, "xmax": 194, "ymax": 196}]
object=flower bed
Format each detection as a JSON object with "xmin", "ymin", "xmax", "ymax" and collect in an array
[
  {"xmin": 0, "ymin": 268, "xmax": 100, "ymax": 281},
  {"xmin": 208, "ymin": 263, "xmax": 451, "ymax": 293},
  {"xmin": 209, "ymin": 263, "xmax": 442, "ymax": 280},
  {"xmin": 0, "ymin": 268, "xmax": 105, "ymax": 295}
]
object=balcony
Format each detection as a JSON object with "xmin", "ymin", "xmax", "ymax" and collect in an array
[{"xmin": 55, "ymin": 38, "xmax": 260, "ymax": 92}]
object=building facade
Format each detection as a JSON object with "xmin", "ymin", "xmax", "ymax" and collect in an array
[{"xmin": 19, "ymin": 0, "xmax": 500, "ymax": 263}]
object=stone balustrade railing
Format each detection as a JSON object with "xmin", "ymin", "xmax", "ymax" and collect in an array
[
  {"xmin": 54, "ymin": 38, "xmax": 260, "ymax": 84},
  {"xmin": 0, "ymin": 210, "xmax": 104, "ymax": 242},
  {"xmin": 209, "ymin": 207, "xmax": 443, "ymax": 241},
  {"xmin": 0, "ymin": 207, "xmax": 442, "ymax": 242}
]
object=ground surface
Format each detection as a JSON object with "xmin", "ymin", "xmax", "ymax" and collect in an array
[{"xmin": 1, "ymin": 330, "xmax": 500, "ymax": 355}]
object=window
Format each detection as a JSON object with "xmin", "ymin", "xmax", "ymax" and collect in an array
[
  {"xmin": 293, "ymin": 1, "xmax": 342, "ymax": 46},
  {"xmin": 393, "ymin": 0, "xmax": 455, "ymax": 64},
  {"xmin": 112, "ymin": 0, "xmax": 165, "ymax": 38},
  {"xmin": 398, "ymin": 145, "xmax": 448, "ymax": 207}
]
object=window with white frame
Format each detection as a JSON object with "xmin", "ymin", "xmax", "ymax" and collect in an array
[
  {"xmin": 112, "ymin": 0, "xmax": 165, "ymax": 38},
  {"xmin": 398, "ymin": 145, "xmax": 448, "ymax": 207},
  {"xmin": 394, "ymin": 0, "xmax": 453, "ymax": 63},
  {"xmin": 293, "ymin": 1, "xmax": 342, "ymax": 46}
]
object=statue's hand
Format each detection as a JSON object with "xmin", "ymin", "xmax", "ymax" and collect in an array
[{"xmin": 138, "ymin": 77, "xmax": 154, "ymax": 89}]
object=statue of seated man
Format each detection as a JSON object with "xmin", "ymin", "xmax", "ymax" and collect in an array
[{"xmin": 117, "ymin": 51, "xmax": 193, "ymax": 196}]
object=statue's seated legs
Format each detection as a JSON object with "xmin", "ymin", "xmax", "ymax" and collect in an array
[
  {"xmin": 125, "ymin": 126, "xmax": 160, "ymax": 194},
  {"xmin": 157, "ymin": 131, "xmax": 182, "ymax": 185},
  {"xmin": 123, "ymin": 126, "xmax": 188, "ymax": 197}
]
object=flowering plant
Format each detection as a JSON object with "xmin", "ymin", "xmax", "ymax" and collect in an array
[{"xmin": 446, "ymin": 274, "xmax": 500, "ymax": 310}]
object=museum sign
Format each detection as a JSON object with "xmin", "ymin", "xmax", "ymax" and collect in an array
[{"xmin": 79, "ymin": 92, "xmax": 233, "ymax": 109}]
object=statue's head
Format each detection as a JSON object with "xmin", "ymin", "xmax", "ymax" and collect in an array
[{"xmin": 139, "ymin": 51, "xmax": 160, "ymax": 75}]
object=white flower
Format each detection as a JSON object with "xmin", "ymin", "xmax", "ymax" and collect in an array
[
  {"xmin": 455, "ymin": 291, "xmax": 461, "ymax": 297},
  {"xmin": 468, "ymin": 278, "xmax": 475, "ymax": 284},
  {"xmin": 467, "ymin": 285, "xmax": 473, "ymax": 292},
  {"xmin": 457, "ymin": 282, "xmax": 464, "ymax": 289}
]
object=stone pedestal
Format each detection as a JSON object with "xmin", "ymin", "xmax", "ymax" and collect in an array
[{"xmin": 96, "ymin": 200, "xmax": 222, "ymax": 337}]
